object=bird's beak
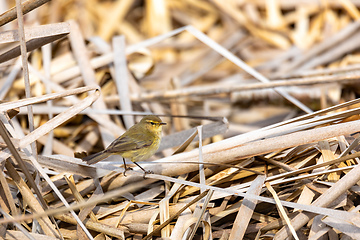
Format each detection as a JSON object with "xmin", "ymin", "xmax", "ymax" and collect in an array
[{"xmin": 160, "ymin": 122, "xmax": 167, "ymax": 125}]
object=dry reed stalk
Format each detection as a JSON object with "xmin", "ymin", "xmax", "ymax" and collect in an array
[
  {"xmin": 0, "ymin": 22, "xmax": 69, "ymax": 44},
  {"xmin": 0, "ymin": 169, "xmax": 18, "ymax": 217},
  {"xmin": 0, "ymin": 25, "xmax": 70, "ymax": 63},
  {"xmin": 54, "ymin": 213, "xmax": 126, "ymax": 239},
  {"xmin": 113, "ymin": 35, "xmax": 134, "ymax": 129},
  {"xmin": 266, "ymin": 182, "xmax": 299, "ymax": 240},
  {"xmin": 15, "ymin": 0, "xmax": 37, "ymax": 159},
  {"xmin": 0, "ymin": 0, "xmax": 50, "ymax": 27},
  {"xmin": 130, "ymin": 71, "xmax": 360, "ymax": 101},
  {"xmin": 228, "ymin": 175, "xmax": 265, "ymax": 240}
]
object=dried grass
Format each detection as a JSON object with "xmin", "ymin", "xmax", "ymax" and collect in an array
[{"xmin": 1, "ymin": 0, "xmax": 360, "ymax": 239}]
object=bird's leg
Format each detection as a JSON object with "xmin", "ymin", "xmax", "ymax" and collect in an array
[
  {"xmin": 134, "ymin": 162, "xmax": 153, "ymax": 178},
  {"xmin": 122, "ymin": 158, "xmax": 132, "ymax": 177}
]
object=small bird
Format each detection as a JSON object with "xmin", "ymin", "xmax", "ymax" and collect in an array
[{"xmin": 82, "ymin": 115, "xmax": 166, "ymax": 176}]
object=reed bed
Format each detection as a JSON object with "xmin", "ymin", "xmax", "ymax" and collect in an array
[{"xmin": 1, "ymin": 0, "xmax": 360, "ymax": 239}]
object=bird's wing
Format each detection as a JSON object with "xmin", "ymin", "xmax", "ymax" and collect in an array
[{"xmin": 106, "ymin": 133, "xmax": 153, "ymax": 153}]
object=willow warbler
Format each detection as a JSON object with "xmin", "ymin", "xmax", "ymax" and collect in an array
[{"xmin": 82, "ymin": 115, "xmax": 166, "ymax": 176}]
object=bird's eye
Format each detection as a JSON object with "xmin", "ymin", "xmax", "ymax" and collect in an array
[{"xmin": 150, "ymin": 122, "xmax": 156, "ymax": 126}]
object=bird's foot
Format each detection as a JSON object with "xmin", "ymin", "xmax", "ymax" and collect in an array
[
  {"xmin": 123, "ymin": 167, "xmax": 133, "ymax": 177},
  {"xmin": 142, "ymin": 170, "xmax": 154, "ymax": 179}
]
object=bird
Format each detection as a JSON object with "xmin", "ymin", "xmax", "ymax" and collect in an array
[{"xmin": 82, "ymin": 115, "xmax": 166, "ymax": 176}]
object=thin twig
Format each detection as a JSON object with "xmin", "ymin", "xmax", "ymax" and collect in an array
[{"xmin": 15, "ymin": 0, "xmax": 37, "ymax": 157}]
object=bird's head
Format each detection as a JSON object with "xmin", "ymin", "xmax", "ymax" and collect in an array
[{"xmin": 140, "ymin": 115, "xmax": 166, "ymax": 134}]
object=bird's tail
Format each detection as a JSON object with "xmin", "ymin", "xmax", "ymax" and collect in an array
[{"xmin": 82, "ymin": 150, "xmax": 111, "ymax": 165}]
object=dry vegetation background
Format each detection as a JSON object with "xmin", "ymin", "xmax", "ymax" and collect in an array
[{"xmin": 2, "ymin": 0, "xmax": 360, "ymax": 239}]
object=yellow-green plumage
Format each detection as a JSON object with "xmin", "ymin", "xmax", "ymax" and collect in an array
[{"xmin": 82, "ymin": 115, "xmax": 166, "ymax": 174}]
